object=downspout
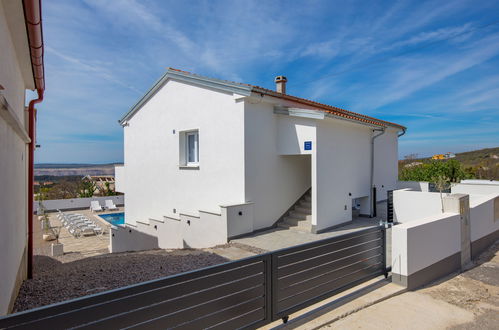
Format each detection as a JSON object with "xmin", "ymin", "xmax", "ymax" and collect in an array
[
  {"xmin": 370, "ymin": 128, "xmax": 385, "ymax": 217},
  {"xmin": 23, "ymin": 0, "xmax": 45, "ymax": 279},
  {"xmin": 27, "ymin": 89, "xmax": 43, "ymax": 278},
  {"xmin": 398, "ymin": 128, "xmax": 406, "ymax": 138}
]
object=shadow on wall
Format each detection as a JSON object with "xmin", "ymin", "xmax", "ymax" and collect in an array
[{"xmin": 110, "ymin": 226, "xmax": 159, "ymax": 253}]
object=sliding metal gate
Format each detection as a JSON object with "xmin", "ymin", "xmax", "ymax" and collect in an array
[{"xmin": 0, "ymin": 226, "xmax": 386, "ymax": 329}]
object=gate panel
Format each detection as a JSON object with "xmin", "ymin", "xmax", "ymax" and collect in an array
[{"xmin": 272, "ymin": 226, "xmax": 385, "ymax": 318}]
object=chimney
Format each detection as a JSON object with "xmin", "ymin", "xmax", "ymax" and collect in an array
[{"xmin": 274, "ymin": 75, "xmax": 287, "ymax": 94}]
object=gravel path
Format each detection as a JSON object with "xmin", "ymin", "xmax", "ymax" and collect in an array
[{"xmin": 13, "ymin": 249, "xmax": 228, "ymax": 313}]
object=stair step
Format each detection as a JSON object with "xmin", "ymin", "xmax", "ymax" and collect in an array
[
  {"xmin": 289, "ymin": 210, "xmax": 310, "ymax": 220},
  {"xmin": 278, "ymin": 222, "xmax": 311, "ymax": 232},
  {"xmin": 304, "ymin": 196, "xmax": 312, "ymax": 202},
  {"xmin": 299, "ymin": 201, "xmax": 311, "ymax": 208},
  {"xmin": 284, "ymin": 216, "xmax": 311, "ymax": 226},
  {"xmin": 294, "ymin": 206, "xmax": 311, "ymax": 214}
]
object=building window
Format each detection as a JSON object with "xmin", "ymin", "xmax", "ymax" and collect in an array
[
  {"xmin": 179, "ymin": 129, "xmax": 199, "ymax": 167},
  {"xmin": 186, "ymin": 131, "xmax": 199, "ymax": 164}
]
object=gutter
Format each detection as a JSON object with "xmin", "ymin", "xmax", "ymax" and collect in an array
[
  {"xmin": 23, "ymin": 0, "xmax": 45, "ymax": 279},
  {"xmin": 370, "ymin": 128, "xmax": 385, "ymax": 217}
]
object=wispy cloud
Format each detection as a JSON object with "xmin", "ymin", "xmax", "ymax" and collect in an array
[
  {"xmin": 36, "ymin": 0, "xmax": 499, "ymax": 162},
  {"xmin": 46, "ymin": 47, "xmax": 143, "ymax": 94}
]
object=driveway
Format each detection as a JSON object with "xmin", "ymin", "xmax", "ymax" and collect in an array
[
  {"xmin": 232, "ymin": 215, "xmax": 391, "ymax": 265},
  {"xmin": 305, "ymin": 241, "xmax": 499, "ymax": 329}
]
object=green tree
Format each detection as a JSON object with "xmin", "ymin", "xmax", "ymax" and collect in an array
[
  {"xmin": 103, "ymin": 181, "xmax": 117, "ymax": 196},
  {"xmin": 399, "ymin": 159, "xmax": 473, "ymax": 183},
  {"xmin": 79, "ymin": 180, "xmax": 97, "ymax": 198}
]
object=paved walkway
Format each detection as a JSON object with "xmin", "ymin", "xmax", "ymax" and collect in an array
[{"xmin": 232, "ymin": 217, "xmax": 382, "ymax": 251}]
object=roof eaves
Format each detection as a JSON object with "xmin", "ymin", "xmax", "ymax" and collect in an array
[
  {"xmin": 252, "ymin": 86, "xmax": 406, "ymax": 130},
  {"xmin": 119, "ymin": 68, "xmax": 252, "ymax": 125}
]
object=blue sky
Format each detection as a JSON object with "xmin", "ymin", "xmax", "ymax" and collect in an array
[{"xmin": 35, "ymin": 0, "xmax": 499, "ymax": 163}]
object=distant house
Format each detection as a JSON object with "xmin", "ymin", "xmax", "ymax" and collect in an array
[
  {"xmin": 114, "ymin": 68, "xmax": 405, "ymax": 248},
  {"xmin": 82, "ymin": 175, "xmax": 115, "ymax": 195},
  {"xmin": 0, "ymin": 0, "xmax": 45, "ymax": 315}
]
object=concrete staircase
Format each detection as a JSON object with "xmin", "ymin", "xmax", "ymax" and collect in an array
[{"xmin": 278, "ymin": 191, "xmax": 312, "ymax": 232}]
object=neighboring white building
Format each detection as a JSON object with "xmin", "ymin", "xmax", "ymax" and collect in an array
[
  {"xmin": 113, "ymin": 68, "xmax": 405, "ymax": 250},
  {"xmin": 0, "ymin": 0, "xmax": 45, "ymax": 315}
]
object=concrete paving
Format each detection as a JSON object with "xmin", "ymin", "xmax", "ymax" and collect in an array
[
  {"xmin": 232, "ymin": 217, "xmax": 382, "ymax": 251},
  {"xmin": 315, "ymin": 292, "xmax": 474, "ymax": 330},
  {"xmin": 232, "ymin": 216, "xmax": 392, "ymax": 265},
  {"xmin": 206, "ymin": 245, "xmax": 257, "ymax": 260},
  {"xmin": 35, "ymin": 208, "xmax": 122, "ymax": 259},
  {"xmin": 260, "ymin": 277, "xmax": 406, "ymax": 329}
]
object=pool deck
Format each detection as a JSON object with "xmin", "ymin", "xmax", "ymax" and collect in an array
[{"xmin": 38, "ymin": 207, "xmax": 125, "ymax": 259}]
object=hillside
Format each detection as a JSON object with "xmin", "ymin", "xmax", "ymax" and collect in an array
[
  {"xmin": 453, "ymin": 147, "xmax": 499, "ymax": 167},
  {"xmin": 400, "ymin": 147, "xmax": 499, "ymax": 180}
]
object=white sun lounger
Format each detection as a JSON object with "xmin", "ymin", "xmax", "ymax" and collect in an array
[
  {"xmin": 105, "ymin": 200, "xmax": 118, "ymax": 210},
  {"xmin": 90, "ymin": 201, "xmax": 103, "ymax": 212}
]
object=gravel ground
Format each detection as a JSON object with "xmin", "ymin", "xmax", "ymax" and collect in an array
[{"xmin": 13, "ymin": 249, "xmax": 228, "ymax": 313}]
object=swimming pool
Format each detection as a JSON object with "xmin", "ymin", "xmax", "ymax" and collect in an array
[{"xmin": 100, "ymin": 212, "xmax": 125, "ymax": 226}]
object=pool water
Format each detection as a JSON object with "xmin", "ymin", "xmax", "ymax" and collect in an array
[{"xmin": 100, "ymin": 212, "xmax": 125, "ymax": 226}]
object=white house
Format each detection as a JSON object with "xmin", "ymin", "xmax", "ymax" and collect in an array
[
  {"xmin": 0, "ymin": 0, "xmax": 45, "ymax": 315},
  {"xmin": 113, "ymin": 68, "xmax": 405, "ymax": 250}
]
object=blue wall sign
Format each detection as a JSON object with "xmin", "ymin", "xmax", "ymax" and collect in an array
[{"xmin": 304, "ymin": 141, "xmax": 312, "ymax": 151}]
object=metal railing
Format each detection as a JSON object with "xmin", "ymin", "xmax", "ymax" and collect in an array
[{"xmin": 0, "ymin": 226, "xmax": 386, "ymax": 329}]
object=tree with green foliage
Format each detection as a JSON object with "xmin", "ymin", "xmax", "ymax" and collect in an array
[
  {"xmin": 79, "ymin": 180, "xmax": 97, "ymax": 198},
  {"xmin": 103, "ymin": 181, "xmax": 117, "ymax": 196},
  {"xmin": 399, "ymin": 159, "xmax": 473, "ymax": 183}
]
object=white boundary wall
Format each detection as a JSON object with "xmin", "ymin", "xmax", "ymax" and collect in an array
[
  {"xmin": 392, "ymin": 182, "xmax": 499, "ymax": 289},
  {"xmin": 397, "ymin": 181, "xmax": 429, "ymax": 192},
  {"xmin": 469, "ymin": 194, "xmax": 499, "ymax": 242},
  {"xmin": 451, "ymin": 183, "xmax": 499, "ymax": 196},
  {"xmin": 392, "ymin": 212, "xmax": 461, "ymax": 277},
  {"xmin": 393, "ymin": 189, "xmax": 443, "ymax": 223},
  {"xmin": 452, "ymin": 183, "xmax": 499, "ymax": 242},
  {"xmin": 36, "ymin": 195, "xmax": 124, "ymax": 213}
]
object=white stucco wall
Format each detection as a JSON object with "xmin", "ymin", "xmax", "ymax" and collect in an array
[
  {"xmin": 114, "ymin": 165, "xmax": 125, "ymax": 193},
  {"xmin": 393, "ymin": 190, "xmax": 444, "ymax": 223},
  {"xmin": 223, "ymin": 202, "xmax": 254, "ymax": 238},
  {"xmin": 314, "ymin": 119, "xmax": 372, "ymax": 230},
  {"xmin": 451, "ymin": 183, "xmax": 499, "ymax": 196},
  {"xmin": 0, "ymin": 2, "xmax": 31, "ymax": 315},
  {"xmin": 392, "ymin": 213, "xmax": 461, "ymax": 276},
  {"xmin": 244, "ymin": 101, "xmax": 312, "ymax": 230},
  {"xmin": 397, "ymin": 181, "xmax": 430, "ymax": 192},
  {"xmin": 469, "ymin": 195, "xmax": 499, "ymax": 242},
  {"xmin": 373, "ymin": 128, "xmax": 399, "ymax": 201},
  {"xmin": 123, "ymin": 79, "xmax": 246, "ymax": 225}
]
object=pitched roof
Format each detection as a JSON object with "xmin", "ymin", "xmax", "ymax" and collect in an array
[{"xmin": 120, "ymin": 68, "xmax": 405, "ymax": 130}]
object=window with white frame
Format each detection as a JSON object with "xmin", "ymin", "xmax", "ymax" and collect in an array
[
  {"xmin": 179, "ymin": 130, "xmax": 199, "ymax": 166},
  {"xmin": 186, "ymin": 131, "xmax": 199, "ymax": 164}
]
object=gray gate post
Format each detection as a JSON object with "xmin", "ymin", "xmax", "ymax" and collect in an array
[{"xmin": 443, "ymin": 194, "xmax": 471, "ymax": 269}]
